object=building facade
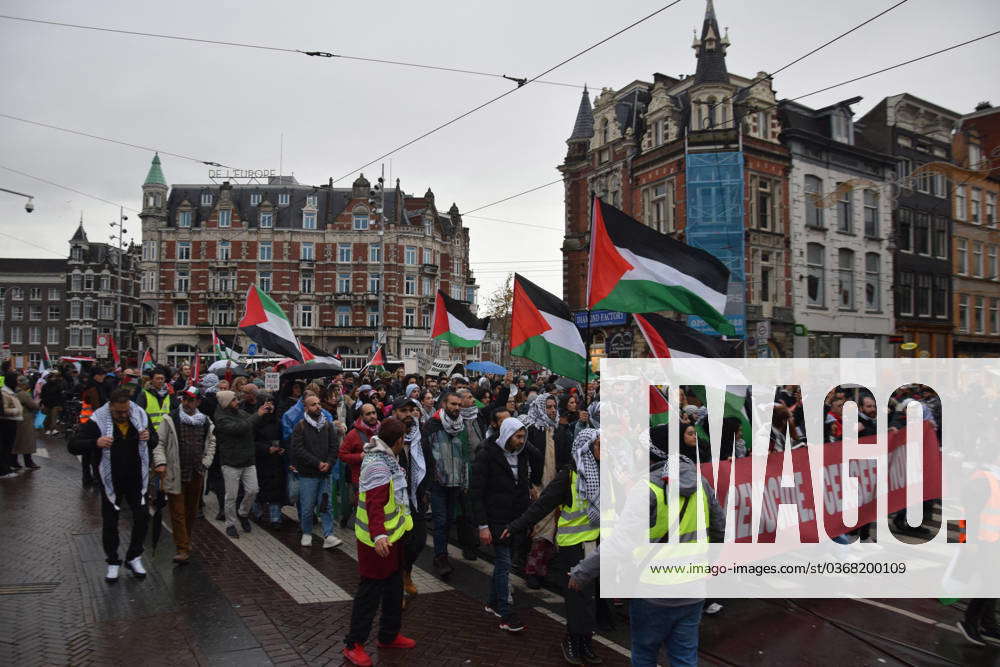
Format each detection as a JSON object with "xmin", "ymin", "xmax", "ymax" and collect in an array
[
  {"xmin": 66, "ymin": 222, "xmax": 142, "ymax": 362},
  {"xmin": 561, "ymin": 0, "xmax": 793, "ymax": 356},
  {"xmin": 0, "ymin": 259, "xmax": 67, "ymax": 370},
  {"xmin": 136, "ymin": 155, "xmax": 480, "ymax": 368},
  {"xmin": 779, "ymin": 98, "xmax": 897, "ymax": 357},
  {"xmin": 951, "ymin": 107, "xmax": 1000, "ymax": 356},
  {"xmin": 857, "ymin": 94, "xmax": 961, "ymax": 357}
]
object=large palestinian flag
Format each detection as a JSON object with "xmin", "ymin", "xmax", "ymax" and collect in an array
[
  {"xmin": 634, "ymin": 313, "xmax": 734, "ymax": 359},
  {"xmin": 650, "ymin": 385, "xmax": 670, "ymax": 426},
  {"xmin": 303, "ymin": 342, "xmax": 343, "ymax": 367},
  {"xmin": 510, "ymin": 274, "xmax": 587, "ymax": 382},
  {"xmin": 587, "ymin": 197, "xmax": 734, "ymax": 335},
  {"xmin": 432, "ymin": 290, "xmax": 489, "ymax": 348},
  {"xmin": 212, "ymin": 327, "xmax": 241, "ymax": 362},
  {"xmin": 238, "ymin": 285, "xmax": 303, "ymax": 362}
]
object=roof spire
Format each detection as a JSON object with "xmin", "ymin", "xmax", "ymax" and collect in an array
[
  {"xmin": 568, "ymin": 85, "xmax": 594, "ymax": 141},
  {"xmin": 143, "ymin": 152, "xmax": 167, "ymax": 186},
  {"xmin": 71, "ymin": 214, "xmax": 88, "ymax": 242},
  {"xmin": 692, "ymin": 0, "xmax": 729, "ymax": 85}
]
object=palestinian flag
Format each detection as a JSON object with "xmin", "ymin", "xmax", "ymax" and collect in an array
[
  {"xmin": 366, "ymin": 345, "xmax": 386, "ymax": 370},
  {"xmin": 510, "ymin": 274, "xmax": 587, "ymax": 383},
  {"xmin": 238, "ymin": 285, "xmax": 303, "ymax": 362},
  {"xmin": 303, "ymin": 342, "xmax": 343, "ymax": 368},
  {"xmin": 650, "ymin": 385, "xmax": 670, "ymax": 426},
  {"xmin": 141, "ymin": 348, "xmax": 155, "ymax": 371},
  {"xmin": 108, "ymin": 335, "xmax": 120, "ymax": 368},
  {"xmin": 587, "ymin": 197, "xmax": 734, "ymax": 335},
  {"xmin": 212, "ymin": 327, "xmax": 241, "ymax": 362},
  {"xmin": 432, "ymin": 290, "xmax": 489, "ymax": 348},
  {"xmin": 634, "ymin": 313, "xmax": 733, "ymax": 359}
]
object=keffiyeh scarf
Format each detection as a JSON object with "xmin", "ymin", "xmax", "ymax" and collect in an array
[
  {"xmin": 178, "ymin": 408, "xmax": 207, "ymax": 426},
  {"xmin": 460, "ymin": 406, "xmax": 479, "ymax": 421},
  {"xmin": 572, "ymin": 428, "xmax": 601, "ymax": 527},
  {"xmin": 439, "ymin": 409, "xmax": 466, "ymax": 435},
  {"xmin": 405, "ymin": 422, "xmax": 426, "ymax": 508},
  {"xmin": 92, "ymin": 401, "xmax": 149, "ymax": 510},
  {"xmin": 360, "ymin": 435, "xmax": 410, "ymax": 514},
  {"xmin": 524, "ymin": 392, "xmax": 557, "ymax": 430},
  {"xmin": 304, "ymin": 411, "xmax": 328, "ymax": 430}
]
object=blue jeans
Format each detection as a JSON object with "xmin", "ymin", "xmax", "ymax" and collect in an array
[
  {"xmin": 486, "ymin": 541, "xmax": 511, "ymax": 618},
  {"xmin": 298, "ymin": 475, "xmax": 333, "ymax": 537},
  {"xmin": 628, "ymin": 599, "xmax": 703, "ymax": 667},
  {"xmin": 253, "ymin": 500, "xmax": 282, "ymax": 523},
  {"xmin": 430, "ymin": 483, "xmax": 474, "ymax": 556}
]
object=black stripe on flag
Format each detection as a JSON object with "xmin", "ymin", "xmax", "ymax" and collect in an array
[
  {"xmin": 515, "ymin": 273, "xmax": 574, "ymax": 319},
  {"xmin": 438, "ymin": 290, "xmax": 490, "ymax": 330}
]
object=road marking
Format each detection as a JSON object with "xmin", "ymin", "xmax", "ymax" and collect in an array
[
  {"xmin": 533, "ymin": 606, "xmax": 632, "ymax": 659},
  {"xmin": 203, "ymin": 496, "xmax": 352, "ymax": 603},
  {"xmin": 441, "ymin": 541, "xmax": 563, "ymax": 604},
  {"xmin": 853, "ymin": 598, "xmax": 961, "ymax": 635}
]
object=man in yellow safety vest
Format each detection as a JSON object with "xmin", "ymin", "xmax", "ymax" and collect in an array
[{"xmin": 136, "ymin": 368, "xmax": 171, "ymax": 429}]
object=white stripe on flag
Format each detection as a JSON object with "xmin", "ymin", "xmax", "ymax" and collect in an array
[
  {"xmin": 618, "ymin": 247, "xmax": 727, "ymax": 313},
  {"xmin": 540, "ymin": 312, "xmax": 587, "ymax": 358},
  {"xmin": 446, "ymin": 312, "xmax": 486, "ymax": 342}
]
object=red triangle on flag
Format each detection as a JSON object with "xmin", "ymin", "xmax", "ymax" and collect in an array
[
  {"xmin": 299, "ymin": 341, "xmax": 315, "ymax": 362},
  {"xmin": 634, "ymin": 314, "xmax": 672, "ymax": 358},
  {"xmin": 239, "ymin": 286, "xmax": 267, "ymax": 328},
  {"xmin": 510, "ymin": 278, "xmax": 551, "ymax": 350},
  {"xmin": 369, "ymin": 345, "xmax": 385, "ymax": 367},
  {"xmin": 431, "ymin": 291, "xmax": 449, "ymax": 338},
  {"xmin": 587, "ymin": 196, "xmax": 635, "ymax": 309}
]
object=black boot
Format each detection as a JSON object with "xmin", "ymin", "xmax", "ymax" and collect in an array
[
  {"xmin": 579, "ymin": 635, "xmax": 603, "ymax": 664},
  {"xmin": 561, "ymin": 635, "xmax": 583, "ymax": 665},
  {"xmin": 24, "ymin": 455, "xmax": 40, "ymax": 470}
]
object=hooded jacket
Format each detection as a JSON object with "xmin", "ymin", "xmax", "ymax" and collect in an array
[{"xmin": 469, "ymin": 419, "xmax": 532, "ymax": 530}]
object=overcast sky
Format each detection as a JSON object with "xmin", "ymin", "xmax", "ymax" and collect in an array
[{"xmin": 1, "ymin": 0, "xmax": 998, "ymax": 301}]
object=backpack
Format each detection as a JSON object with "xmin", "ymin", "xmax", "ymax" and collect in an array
[{"xmin": 1, "ymin": 388, "xmax": 24, "ymax": 421}]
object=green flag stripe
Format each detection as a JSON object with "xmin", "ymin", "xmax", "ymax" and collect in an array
[
  {"xmin": 512, "ymin": 334, "xmax": 587, "ymax": 383},
  {"xmin": 592, "ymin": 279, "xmax": 734, "ymax": 336}
]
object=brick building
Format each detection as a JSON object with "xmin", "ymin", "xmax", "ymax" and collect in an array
[
  {"xmin": 560, "ymin": 0, "xmax": 792, "ymax": 356},
  {"xmin": 0, "ymin": 258, "xmax": 67, "ymax": 370},
  {"xmin": 135, "ymin": 155, "xmax": 480, "ymax": 368}
]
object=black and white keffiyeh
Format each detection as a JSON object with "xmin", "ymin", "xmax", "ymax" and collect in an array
[
  {"xmin": 572, "ymin": 428, "xmax": 601, "ymax": 526},
  {"xmin": 92, "ymin": 401, "xmax": 149, "ymax": 510},
  {"xmin": 304, "ymin": 411, "xmax": 328, "ymax": 430},
  {"xmin": 439, "ymin": 409, "xmax": 465, "ymax": 435},
  {"xmin": 405, "ymin": 422, "xmax": 426, "ymax": 508},
  {"xmin": 360, "ymin": 435, "xmax": 410, "ymax": 513},
  {"xmin": 178, "ymin": 408, "xmax": 207, "ymax": 427},
  {"xmin": 524, "ymin": 392, "xmax": 557, "ymax": 430}
]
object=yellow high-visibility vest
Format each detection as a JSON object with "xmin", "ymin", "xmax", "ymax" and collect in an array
[
  {"xmin": 556, "ymin": 471, "xmax": 600, "ymax": 547},
  {"xmin": 143, "ymin": 390, "xmax": 170, "ymax": 428},
  {"xmin": 355, "ymin": 478, "xmax": 413, "ymax": 547}
]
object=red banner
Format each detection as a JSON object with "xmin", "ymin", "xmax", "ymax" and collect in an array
[{"xmin": 701, "ymin": 422, "xmax": 942, "ymax": 543}]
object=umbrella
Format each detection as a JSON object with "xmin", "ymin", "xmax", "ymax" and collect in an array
[
  {"xmin": 148, "ymin": 477, "xmax": 167, "ymax": 553},
  {"xmin": 466, "ymin": 361, "xmax": 507, "ymax": 375},
  {"xmin": 208, "ymin": 359, "xmax": 245, "ymax": 374},
  {"xmin": 555, "ymin": 376, "xmax": 583, "ymax": 393},
  {"xmin": 279, "ymin": 362, "xmax": 343, "ymax": 384}
]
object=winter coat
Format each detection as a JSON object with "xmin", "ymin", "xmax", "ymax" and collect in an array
[
  {"xmin": 469, "ymin": 435, "xmax": 532, "ymax": 530},
  {"xmin": 525, "ymin": 425, "xmax": 571, "ymax": 486},
  {"xmin": 340, "ymin": 419, "xmax": 376, "ymax": 486},
  {"xmin": 14, "ymin": 389, "xmax": 39, "ymax": 454},
  {"xmin": 152, "ymin": 411, "xmax": 216, "ymax": 495},
  {"xmin": 291, "ymin": 417, "xmax": 340, "ymax": 477},
  {"xmin": 40, "ymin": 378, "xmax": 64, "ymax": 408},
  {"xmin": 356, "ymin": 481, "xmax": 403, "ymax": 579},
  {"xmin": 213, "ymin": 406, "xmax": 261, "ymax": 468},
  {"xmin": 254, "ymin": 410, "xmax": 286, "ymax": 504}
]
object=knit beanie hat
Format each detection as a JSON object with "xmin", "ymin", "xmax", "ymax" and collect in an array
[{"xmin": 216, "ymin": 390, "xmax": 236, "ymax": 409}]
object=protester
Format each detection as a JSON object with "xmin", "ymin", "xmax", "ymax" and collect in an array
[
  {"xmin": 137, "ymin": 368, "xmax": 172, "ymax": 430},
  {"xmin": 172, "ymin": 364, "xmax": 193, "ymax": 393},
  {"xmin": 522, "ymin": 393, "xmax": 563, "ymax": 589},
  {"xmin": 291, "ymin": 394, "xmax": 343, "ymax": 548},
  {"xmin": 153, "ymin": 387, "xmax": 216, "ymax": 563},
  {"xmin": 40, "ymin": 369, "xmax": 64, "ymax": 435},
  {"xmin": 340, "ymin": 403, "xmax": 380, "ymax": 496},
  {"xmin": 0, "ymin": 379, "xmax": 24, "ymax": 478},
  {"xmin": 392, "ymin": 397, "xmax": 430, "ymax": 603},
  {"xmin": 470, "ymin": 416, "xmax": 531, "ymax": 633},
  {"xmin": 253, "ymin": 390, "xmax": 286, "ymax": 529},
  {"xmin": 69, "ymin": 388, "xmax": 162, "ymax": 582},
  {"xmin": 342, "ymin": 417, "xmax": 416, "ymax": 666},
  {"xmin": 213, "ymin": 389, "xmax": 271, "ymax": 538},
  {"xmin": 13, "ymin": 376, "xmax": 41, "ymax": 469}
]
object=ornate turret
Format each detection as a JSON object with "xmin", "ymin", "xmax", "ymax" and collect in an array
[
  {"xmin": 141, "ymin": 153, "xmax": 168, "ymax": 220},
  {"xmin": 692, "ymin": 0, "xmax": 729, "ymax": 85},
  {"xmin": 566, "ymin": 85, "xmax": 594, "ymax": 162},
  {"xmin": 352, "ymin": 173, "xmax": 371, "ymax": 198},
  {"xmin": 70, "ymin": 216, "xmax": 88, "ymax": 243}
]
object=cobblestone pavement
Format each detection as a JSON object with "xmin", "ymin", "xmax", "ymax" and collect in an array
[{"xmin": 0, "ymin": 435, "xmax": 993, "ymax": 666}]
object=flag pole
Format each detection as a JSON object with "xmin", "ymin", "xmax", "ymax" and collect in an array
[{"xmin": 582, "ymin": 191, "xmax": 596, "ymax": 410}]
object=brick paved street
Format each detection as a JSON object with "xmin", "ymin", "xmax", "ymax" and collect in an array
[{"xmin": 0, "ymin": 435, "xmax": 992, "ymax": 666}]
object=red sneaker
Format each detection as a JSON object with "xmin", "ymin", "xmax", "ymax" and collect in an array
[
  {"xmin": 377, "ymin": 634, "xmax": 416, "ymax": 649},
  {"xmin": 342, "ymin": 643, "xmax": 373, "ymax": 666}
]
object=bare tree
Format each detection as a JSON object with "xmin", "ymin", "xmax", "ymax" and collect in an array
[{"xmin": 484, "ymin": 273, "xmax": 514, "ymax": 366}]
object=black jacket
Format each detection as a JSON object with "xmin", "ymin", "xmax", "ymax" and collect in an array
[
  {"xmin": 469, "ymin": 437, "xmax": 532, "ymax": 529},
  {"xmin": 524, "ymin": 424, "xmax": 572, "ymax": 486},
  {"xmin": 507, "ymin": 467, "xmax": 574, "ymax": 536},
  {"xmin": 290, "ymin": 418, "xmax": 340, "ymax": 477},
  {"xmin": 69, "ymin": 417, "xmax": 160, "ymax": 489}
]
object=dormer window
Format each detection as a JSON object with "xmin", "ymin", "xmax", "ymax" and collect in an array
[
  {"xmin": 201, "ymin": 193, "xmax": 213, "ymax": 206},
  {"xmin": 251, "ymin": 193, "xmax": 261, "ymax": 206},
  {"xmin": 832, "ymin": 111, "xmax": 853, "ymax": 144},
  {"xmin": 178, "ymin": 211, "xmax": 192, "ymax": 228},
  {"xmin": 218, "ymin": 209, "xmax": 231, "ymax": 228},
  {"xmin": 306, "ymin": 195, "xmax": 318, "ymax": 207},
  {"xmin": 71, "ymin": 246, "xmax": 82, "ymax": 261},
  {"xmin": 279, "ymin": 193, "xmax": 290, "ymax": 206}
]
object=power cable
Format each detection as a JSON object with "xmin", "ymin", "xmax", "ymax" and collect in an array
[
  {"xmin": 0, "ymin": 164, "xmax": 139, "ymax": 212},
  {"xmin": 331, "ymin": 0, "xmax": 686, "ymax": 183},
  {"xmin": 0, "ymin": 14, "xmax": 583, "ymax": 89},
  {"xmin": 0, "ymin": 230, "xmax": 66, "ymax": 258},
  {"xmin": 464, "ymin": 214, "xmax": 562, "ymax": 232},
  {"xmin": 461, "ymin": 180, "xmax": 564, "ymax": 215}
]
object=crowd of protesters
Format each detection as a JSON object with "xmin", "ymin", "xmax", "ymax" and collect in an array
[{"xmin": 1, "ymin": 355, "xmax": 996, "ymax": 663}]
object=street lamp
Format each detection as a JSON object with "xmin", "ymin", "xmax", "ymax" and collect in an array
[
  {"xmin": 0, "ymin": 187, "xmax": 36, "ymax": 212},
  {"xmin": 109, "ymin": 207, "xmax": 129, "ymax": 362}
]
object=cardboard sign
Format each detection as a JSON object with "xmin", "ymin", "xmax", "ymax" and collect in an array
[{"xmin": 264, "ymin": 372, "xmax": 280, "ymax": 392}]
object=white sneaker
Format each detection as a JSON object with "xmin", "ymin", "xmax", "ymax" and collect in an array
[
  {"xmin": 300, "ymin": 533, "xmax": 312, "ymax": 547},
  {"xmin": 0, "ymin": 473, "xmax": 18, "ymax": 480},
  {"xmin": 105, "ymin": 564, "xmax": 120, "ymax": 582},
  {"xmin": 125, "ymin": 556, "xmax": 147, "ymax": 578},
  {"xmin": 323, "ymin": 534, "xmax": 343, "ymax": 549},
  {"xmin": 704, "ymin": 602, "xmax": 723, "ymax": 615}
]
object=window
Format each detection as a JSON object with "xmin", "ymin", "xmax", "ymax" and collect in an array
[
  {"xmin": 178, "ymin": 210, "xmax": 192, "ymax": 228},
  {"xmin": 100, "ymin": 301, "xmax": 113, "ymax": 320},
  {"xmin": 959, "ymin": 294, "xmax": 969, "ymax": 332},
  {"xmin": 421, "ymin": 310, "xmax": 431, "ymax": 328},
  {"xmin": 9, "ymin": 327, "xmax": 21, "ymax": 344},
  {"xmin": 301, "ymin": 242, "xmax": 315, "ymax": 261},
  {"xmin": 211, "ymin": 270, "xmax": 234, "ymax": 292},
  {"xmin": 48, "ymin": 288, "xmax": 59, "ymax": 300},
  {"xmin": 259, "ymin": 212, "xmax": 273, "ymax": 228},
  {"xmin": 141, "ymin": 271, "xmax": 155, "ymax": 292},
  {"xmin": 453, "ymin": 256, "xmax": 462, "ymax": 275},
  {"xmin": 336, "ymin": 306, "xmax": 351, "ymax": 327},
  {"xmin": 201, "ymin": 193, "xmax": 213, "ymax": 206},
  {"xmin": 251, "ymin": 193, "xmax": 261, "ymax": 206},
  {"xmin": 368, "ymin": 273, "xmax": 381, "ymax": 293},
  {"xmin": 10, "ymin": 287, "xmax": 22, "ymax": 301},
  {"xmin": 300, "ymin": 270, "xmax": 314, "ymax": 294},
  {"xmin": 258, "ymin": 271, "xmax": 272, "ymax": 292},
  {"xmin": 7, "ymin": 304, "xmax": 22, "ymax": 320},
  {"xmin": 973, "ymin": 241, "xmax": 984, "ymax": 277},
  {"xmin": 914, "ymin": 213, "xmax": 930, "ymax": 256},
  {"xmin": 175, "ymin": 270, "xmax": 190, "ymax": 292},
  {"xmin": 917, "ymin": 168, "xmax": 931, "ymax": 194},
  {"xmin": 932, "ymin": 218, "xmax": 947, "ymax": 258},
  {"xmin": 211, "ymin": 303, "xmax": 235, "ymax": 326},
  {"xmin": 992, "ymin": 298, "xmax": 1000, "ymax": 335},
  {"xmin": 466, "ymin": 286, "xmax": 476, "ymax": 304},
  {"xmin": 987, "ymin": 193, "xmax": 997, "ymax": 227},
  {"xmin": 70, "ymin": 301, "xmax": 81, "ymax": 319},
  {"xmin": 957, "ymin": 238, "xmax": 968, "ymax": 274},
  {"xmin": 83, "ymin": 300, "xmax": 94, "ymax": 319},
  {"xmin": 404, "ymin": 246, "xmax": 417, "ymax": 265},
  {"xmin": 84, "ymin": 274, "xmax": 94, "ymax": 291},
  {"xmin": 218, "ymin": 240, "xmax": 231, "ymax": 260},
  {"xmin": 259, "ymin": 241, "xmax": 272, "ymax": 261},
  {"xmin": 306, "ymin": 195, "xmax": 318, "ymax": 208},
  {"xmin": 806, "ymin": 243, "xmax": 825, "ymax": 307},
  {"xmin": 898, "ymin": 272, "xmax": 914, "ymax": 316},
  {"xmin": 279, "ymin": 193, "xmax": 290, "ymax": 206},
  {"xmin": 47, "ymin": 328, "xmax": 60, "ymax": 345},
  {"xmin": 297, "ymin": 304, "xmax": 314, "ymax": 328},
  {"xmin": 48, "ymin": 305, "xmax": 59, "ymax": 320},
  {"xmin": 423, "ymin": 247, "xmax": 433, "ymax": 265},
  {"xmin": 424, "ymin": 218, "xmax": 433, "ymax": 236},
  {"xmin": 142, "ymin": 240, "xmax": 157, "ymax": 260},
  {"xmin": 177, "ymin": 241, "xmax": 191, "ymax": 261},
  {"xmin": 99, "ymin": 275, "xmax": 110, "ymax": 292},
  {"xmin": 754, "ymin": 111, "xmax": 768, "ymax": 139},
  {"xmin": 971, "ymin": 188, "xmax": 982, "ymax": 224},
  {"xmin": 863, "ymin": 190, "xmax": 878, "ymax": 237},
  {"xmin": 969, "ymin": 143, "xmax": 983, "ymax": 168},
  {"xmin": 644, "ymin": 181, "xmax": 676, "ymax": 232},
  {"xmin": 338, "ymin": 243, "xmax": 352, "ymax": 263},
  {"xmin": 916, "ymin": 274, "xmax": 931, "ymax": 317},
  {"xmin": 956, "ymin": 186, "xmax": 967, "ymax": 221},
  {"xmin": 897, "ymin": 159, "xmax": 912, "ymax": 189},
  {"xmin": 28, "ymin": 326, "xmax": 41, "ymax": 344},
  {"xmin": 990, "ymin": 245, "xmax": 998, "ymax": 280},
  {"xmin": 804, "ymin": 176, "xmax": 823, "ymax": 228},
  {"xmin": 831, "ymin": 112, "xmax": 852, "ymax": 144},
  {"xmin": 29, "ymin": 304, "xmax": 41, "ymax": 321},
  {"xmin": 81, "ymin": 328, "xmax": 93, "ymax": 348},
  {"xmin": 404, "ymin": 307, "xmax": 416, "ymax": 328},
  {"xmin": 27, "ymin": 288, "xmax": 39, "ymax": 301},
  {"xmin": 303, "ymin": 212, "xmax": 317, "ymax": 229},
  {"xmin": 835, "ymin": 184, "xmax": 852, "ymax": 233},
  {"xmin": 367, "ymin": 305, "xmax": 379, "ymax": 327},
  {"xmin": 69, "ymin": 328, "xmax": 79, "ymax": 347},
  {"xmin": 422, "ymin": 276, "xmax": 432, "ymax": 296},
  {"xmin": 218, "ymin": 209, "xmax": 231, "ymax": 228},
  {"xmin": 369, "ymin": 243, "xmax": 381, "ymax": 263},
  {"xmin": 337, "ymin": 273, "xmax": 351, "ymax": 293},
  {"xmin": 175, "ymin": 304, "xmax": 189, "ymax": 326},
  {"xmin": 405, "ymin": 274, "xmax": 416, "ymax": 295},
  {"xmin": 976, "ymin": 295, "xmax": 986, "ymax": 333},
  {"xmin": 353, "ymin": 213, "xmax": 369, "ymax": 230},
  {"xmin": 897, "ymin": 209, "xmax": 912, "ymax": 252},
  {"xmin": 837, "ymin": 249, "xmax": 855, "ymax": 310},
  {"xmin": 71, "ymin": 246, "xmax": 83, "ymax": 261}
]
